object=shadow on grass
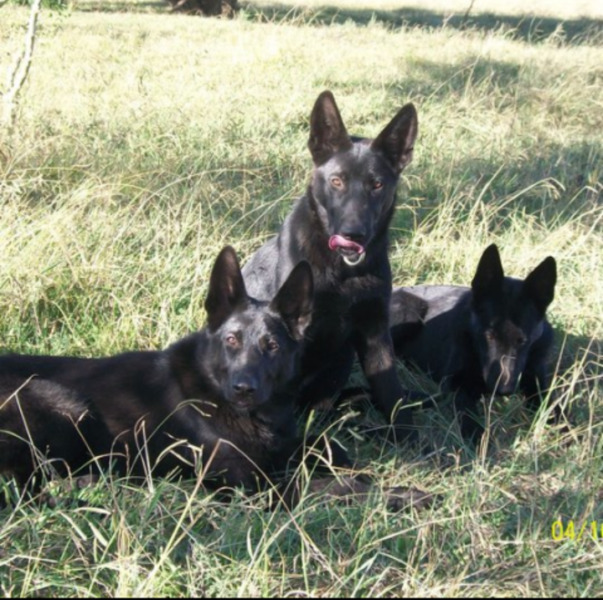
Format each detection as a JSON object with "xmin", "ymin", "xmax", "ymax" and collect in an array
[
  {"xmin": 325, "ymin": 54, "xmax": 528, "ymax": 106},
  {"xmin": 68, "ymin": 0, "xmax": 603, "ymax": 45},
  {"xmin": 242, "ymin": 2, "xmax": 603, "ymax": 45},
  {"xmin": 75, "ymin": 1, "xmax": 169, "ymax": 13},
  {"xmin": 392, "ymin": 140, "xmax": 601, "ymax": 239}
]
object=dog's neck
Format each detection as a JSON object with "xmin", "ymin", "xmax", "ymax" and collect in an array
[{"xmin": 166, "ymin": 331, "xmax": 220, "ymax": 400}]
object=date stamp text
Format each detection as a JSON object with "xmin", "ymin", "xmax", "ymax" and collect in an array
[{"xmin": 551, "ymin": 519, "xmax": 602, "ymax": 542}]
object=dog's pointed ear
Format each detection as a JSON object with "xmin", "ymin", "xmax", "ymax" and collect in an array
[
  {"xmin": 308, "ymin": 91, "xmax": 353, "ymax": 166},
  {"xmin": 371, "ymin": 103, "xmax": 418, "ymax": 173},
  {"xmin": 204, "ymin": 246, "xmax": 249, "ymax": 331},
  {"xmin": 523, "ymin": 256, "xmax": 556, "ymax": 314},
  {"xmin": 472, "ymin": 244, "xmax": 504, "ymax": 302},
  {"xmin": 270, "ymin": 261, "xmax": 314, "ymax": 341}
]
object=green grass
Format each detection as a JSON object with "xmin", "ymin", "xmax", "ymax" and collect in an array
[{"xmin": 1, "ymin": 0, "xmax": 602, "ymax": 596}]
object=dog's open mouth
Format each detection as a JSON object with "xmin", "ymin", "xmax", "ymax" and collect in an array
[{"xmin": 328, "ymin": 235, "xmax": 366, "ymax": 266}]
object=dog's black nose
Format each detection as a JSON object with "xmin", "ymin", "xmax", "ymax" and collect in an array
[{"xmin": 232, "ymin": 378, "xmax": 257, "ymax": 397}]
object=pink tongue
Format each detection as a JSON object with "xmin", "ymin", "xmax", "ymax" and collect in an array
[{"xmin": 328, "ymin": 235, "xmax": 365, "ymax": 255}]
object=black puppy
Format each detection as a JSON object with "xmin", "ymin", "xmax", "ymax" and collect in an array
[
  {"xmin": 390, "ymin": 243, "xmax": 558, "ymax": 442},
  {"xmin": 0, "ymin": 246, "xmax": 315, "ymax": 497},
  {"xmin": 243, "ymin": 91, "xmax": 423, "ymax": 443}
]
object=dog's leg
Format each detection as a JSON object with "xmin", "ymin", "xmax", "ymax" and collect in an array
[
  {"xmin": 453, "ymin": 388, "xmax": 484, "ymax": 443},
  {"xmin": 273, "ymin": 432, "xmax": 352, "ymax": 508},
  {"xmin": 301, "ymin": 476, "xmax": 435, "ymax": 512},
  {"xmin": 521, "ymin": 363, "xmax": 552, "ymax": 414},
  {"xmin": 278, "ymin": 434, "xmax": 435, "ymax": 511},
  {"xmin": 520, "ymin": 327, "xmax": 559, "ymax": 422},
  {"xmin": 357, "ymin": 335, "xmax": 416, "ymax": 443},
  {"xmin": 287, "ymin": 433, "xmax": 354, "ymax": 473},
  {"xmin": 298, "ymin": 344, "xmax": 356, "ymax": 412},
  {"xmin": 353, "ymin": 301, "xmax": 416, "ymax": 444}
]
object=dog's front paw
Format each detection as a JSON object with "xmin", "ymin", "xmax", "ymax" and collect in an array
[
  {"xmin": 385, "ymin": 486, "xmax": 437, "ymax": 512},
  {"xmin": 389, "ymin": 423, "xmax": 419, "ymax": 447}
]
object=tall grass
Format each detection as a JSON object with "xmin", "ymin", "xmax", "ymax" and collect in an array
[{"xmin": 0, "ymin": 0, "xmax": 602, "ymax": 596}]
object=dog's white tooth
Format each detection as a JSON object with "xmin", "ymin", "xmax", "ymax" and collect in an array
[{"xmin": 343, "ymin": 253, "xmax": 366, "ymax": 267}]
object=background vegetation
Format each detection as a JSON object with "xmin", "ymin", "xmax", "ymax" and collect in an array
[{"xmin": 0, "ymin": 0, "xmax": 601, "ymax": 595}]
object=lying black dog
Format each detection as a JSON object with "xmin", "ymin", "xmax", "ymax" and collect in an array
[
  {"xmin": 0, "ymin": 247, "xmax": 431, "ymax": 510},
  {"xmin": 390, "ymin": 243, "xmax": 558, "ymax": 442},
  {"xmin": 0, "ymin": 246, "xmax": 315, "ymax": 495},
  {"xmin": 243, "ymin": 90, "xmax": 425, "ymax": 443}
]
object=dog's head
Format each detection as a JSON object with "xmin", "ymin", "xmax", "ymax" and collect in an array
[
  {"xmin": 469, "ymin": 244, "xmax": 556, "ymax": 395},
  {"xmin": 203, "ymin": 246, "xmax": 313, "ymax": 412},
  {"xmin": 307, "ymin": 90, "xmax": 418, "ymax": 267}
]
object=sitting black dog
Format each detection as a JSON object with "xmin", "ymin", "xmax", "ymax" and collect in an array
[{"xmin": 243, "ymin": 90, "xmax": 424, "ymax": 443}]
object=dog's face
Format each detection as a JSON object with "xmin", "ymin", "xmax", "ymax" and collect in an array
[
  {"xmin": 203, "ymin": 247, "xmax": 313, "ymax": 412},
  {"xmin": 308, "ymin": 91, "xmax": 418, "ymax": 267},
  {"xmin": 469, "ymin": 244, "xmax": 556, "ymax": 395}
]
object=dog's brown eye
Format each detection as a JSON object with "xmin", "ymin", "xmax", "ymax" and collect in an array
[
  {"xmin": 330, "ymin": 176, "xmax": 344, "ymax": 190},
  {"xmin": 266, "ymin": 339, "xmax": 279, "ymax": 352},
  {"xmin": 485, "ymin": 330, "xmax": 495, "ymax": 342},
  {"xmin": 225, "ymin": 333, "xmax": 239, "ymax": 348},
  {"xmin": 372, "ymin": 180, "xmax": 383, "ymax": 191}
]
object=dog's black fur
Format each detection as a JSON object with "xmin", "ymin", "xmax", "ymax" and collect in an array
[
  {"xmin": 390, "ymin": 243, "xmax": 558, "ymax": 442},
  {"xmin": 243, "ymin": 91, "xmax": 424, "ymax": 442},
  {"xmin": 0, "ymin": 246, "xmax": 317, "ymax": 496}
]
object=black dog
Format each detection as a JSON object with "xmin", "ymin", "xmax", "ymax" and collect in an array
[
  {"xmin": 0, "ymin": 246, "xmax": 316, "ymax": 497},
  {"xmin": 390, "ymin": 243, "xmax": 558, "ymax": 442},
  {"xmin": 0, "ymin": 247, "xmax": 432, "ymax": 510},
  {"xmin": 243, "ymin": 91, "xmax": 423, "ymax": 443}
]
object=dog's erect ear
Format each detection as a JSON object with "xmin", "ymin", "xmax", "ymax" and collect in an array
[
  {"xmin": 523, "ymin": 256, "xmax": 556, "ymax": 314},
  {"xmin": 308, "ymin": 91, "xmax": 353, "ymax": 166},
  {"xmin": 270, "ymin": 261, "xmax": 314, "ymax": 341},
  {"xmin": 204, "ymin": 246, "xmax": 249, "ymax": 331},
  {"xmin": 472, "ymin": 244, "xmax": 504, "ymax": 302},
  {"xmin": 371, "ymin": 103, "xmax": 418, "ymax": 173}
]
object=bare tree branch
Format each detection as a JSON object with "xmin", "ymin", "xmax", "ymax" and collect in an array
[
  {"xmin": 2, "ymin": 0, "xmax": 42, "ymax": 130},
  {"xmin": 461, "ymin": 0, "xmax": 476, "ymax": 27}
]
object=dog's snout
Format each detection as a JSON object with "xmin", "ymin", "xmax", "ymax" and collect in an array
[
  {"xmin": 485, "ymin": 359, "xmax": 518, "ymax": 396},
  {"xmin": 232, "ymin": 376, "xmax": 258, "ymax": 397}
]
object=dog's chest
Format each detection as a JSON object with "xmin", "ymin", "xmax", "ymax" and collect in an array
[
  {"xmin": 202, "ymin": 410, "xmax": 292, "ymax": 486},
  {"xmin": 212, "ymin": 409, "xmax": 284, "ymax": 455},
  {"xmin": 311, "ymin": 272, "xmax": 386, "ymax": 331}
]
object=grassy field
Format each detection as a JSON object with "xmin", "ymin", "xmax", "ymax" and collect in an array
[{"xmin": 0, "ymin": 0, "xmax": 602, "ymax": 596}]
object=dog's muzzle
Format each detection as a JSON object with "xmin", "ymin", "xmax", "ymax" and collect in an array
[{"xmin": 328, "ymin": 235, "xmax": 366, "ymax": 266}]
